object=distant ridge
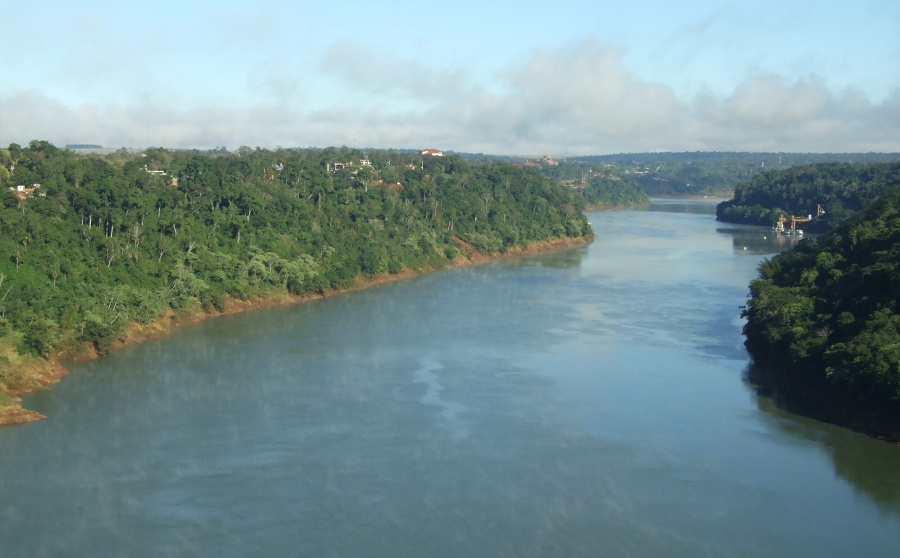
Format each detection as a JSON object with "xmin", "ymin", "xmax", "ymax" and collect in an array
[{"xmin": 572, "ymin": 152, "xmax": 900, "ymax": 165}]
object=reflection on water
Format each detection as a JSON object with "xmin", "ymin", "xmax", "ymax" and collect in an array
[
  {"xmin": 717, "ymin": 226, "xmax": 813, "ymax": 255},
  {"xmin": 753, "ymin": 396, "xmax": 900, "ymax": 515},
  {"xmin": 643, "ymin": 198, "xmax": 722, "ymax": 214},
  {"xmin": 504, "ymin": 244, "xmax": 589, "ymax": 270},
  {"xmin": 2, "ymin": 200, "xmax": 899, "ymax": 557}
]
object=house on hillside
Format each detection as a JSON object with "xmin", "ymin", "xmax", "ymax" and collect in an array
[
  {"xmin": 539, "ymin": 155, "xmax": 559, "ymax": 166},
  {"xmin": 417, "ymin": 148, "xmax": 443, "ymax": 157},
  {"xmin": 10, "ymin": 184, "xmax": 43, "ymax": 200},
  {"xmin": 328, "ymin": 161, "xmax": 353, "ymax": 172}
]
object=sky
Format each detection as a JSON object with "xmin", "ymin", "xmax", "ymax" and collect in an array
[{"xmin": 1, "ymin": 0, "xmax": 898, "ymax": 155}]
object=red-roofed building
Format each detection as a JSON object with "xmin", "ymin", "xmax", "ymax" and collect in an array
[
  {"xmin": 417, "ymin": 148, "xmax": 444, "ymax": 157},
  {"xmin": 10, "ymin": 184, "xmax": 42, "ymax": 199}
]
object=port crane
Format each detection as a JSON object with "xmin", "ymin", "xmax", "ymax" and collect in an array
[{"xmin": 775, "ymin": 205, "xmax": 825, "ymax": 235}]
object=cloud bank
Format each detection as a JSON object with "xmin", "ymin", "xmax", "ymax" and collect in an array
[{"xmin": 2, "ymin": 40, "xmax": 897, "ymax": 154}]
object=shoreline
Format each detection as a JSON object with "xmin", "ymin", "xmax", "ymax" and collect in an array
[
  {"xmin": 747, "ymin": 364, "xmax": 900, "ymax": 446},
  {"xmin": 583, "ymin": 200, "xmax": 650, "ymax": 211},
  {"xmin": 0, "ymin": 234, "xmax": 593, "ymax": 426}
]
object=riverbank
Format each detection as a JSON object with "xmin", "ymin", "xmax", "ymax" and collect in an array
[
  {"xmin": 584, "ymin": 200, "xmax": 650, "ymax": 211},
  {"xmin": 0, "ymin": 234, "xmax": 593, "ymax": 426}
]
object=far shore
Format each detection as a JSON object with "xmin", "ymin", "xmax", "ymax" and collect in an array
[
  {"xmin": 584, "ymin": 200, "xmax": 650, "ymax": 211},
  {"xmin": 581, "ymin": 195, "xmax": 730, "ymax": 212},
  {"xmin": 0, "ymin": 234, "xmax": 593, "ymax": 426}
]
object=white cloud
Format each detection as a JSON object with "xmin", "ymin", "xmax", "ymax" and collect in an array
[
  {"xmin": 2, "ymin": 40, "xmax": 898, "ymax": 154},
  {"xmin": 688, "ymin": 75, "xmax": 900, "ymax": 152},
  {"xmin": 0, "ymin": 91, "xmax": 293, "ymax": 149},
  {"xmin": 320, "ymin": 42, "xmax": 471, "ymax": 103}
]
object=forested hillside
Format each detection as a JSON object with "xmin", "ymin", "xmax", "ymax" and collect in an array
[
  {"xmin": 0, "ymin": 142, "xmax": 592, "ymax": 415},
  {"xmin": 579, "ymin": 175, "xmax": 649, "ymax": 208},
  {"xmin": 526, "ymin": 159, "xmax": 649, "ymax": 207},
  {"xmin": 743, "ymin": 187, "xmax": 900, "ymax": 441},
  {"xmin": 716, "ymin": 161, "xmax": 900, "ymax": 231},
  {"xmin": 577, "ymin": 152, "xmax": 900, "ymax": 197}
]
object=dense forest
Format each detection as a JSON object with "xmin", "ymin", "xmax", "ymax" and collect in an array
[
  {"xmin": 575, "ymin": 152, "xmax": 900, "ymax": 197},
  {"xmin": 0, "ymin": 142, "xmax": 592, "ymax": 414},
  {"xmin": 579, "ymin": 175, "xmax": 649, "ymax": 208},
  {"xmin": 716, "ymin": 161, "xmax": 900, "ymax": 231},
  {"xmin": 743, "ymin": 186, "xmax": 900, "ymax": 441},
  {"xmin": 533, "ymin": 159, "xmax": 648, "ymax": 208}
]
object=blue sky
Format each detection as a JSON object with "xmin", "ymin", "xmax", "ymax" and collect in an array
[{"xmin": 2, "ymin": 0, "xmax": 898, "ymax": 154}]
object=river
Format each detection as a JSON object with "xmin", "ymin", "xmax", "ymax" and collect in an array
[{"xmin": 1, "ymin": 199, "xmax": 898, "ymax": 557}]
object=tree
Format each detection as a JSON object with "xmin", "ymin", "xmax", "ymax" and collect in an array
[
  {"xmin": 743, "ymin": 186, "xmax": 900, "ymax": 440},
  {"xmin": 0, "ymin": 140, "xmax": 593, "ymax": 401}
]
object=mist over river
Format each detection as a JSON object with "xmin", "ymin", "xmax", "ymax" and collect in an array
[{"xmin": 2, "ymin": 200, "xmax": 899, "ymax": 556}]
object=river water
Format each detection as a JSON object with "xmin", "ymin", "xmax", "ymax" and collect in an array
[{"xmin": 2, "ymin": 200, "xmax": 899, "ymax": 556}]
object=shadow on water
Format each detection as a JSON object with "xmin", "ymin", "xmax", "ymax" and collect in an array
[{"xmin": 745, "ymin": 364, "xmax": 900, "ymax": 517}]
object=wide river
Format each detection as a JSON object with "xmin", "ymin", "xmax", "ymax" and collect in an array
[{"xmin": 2, "ymin": 200, "xmax": 899, "ymax": 556}]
